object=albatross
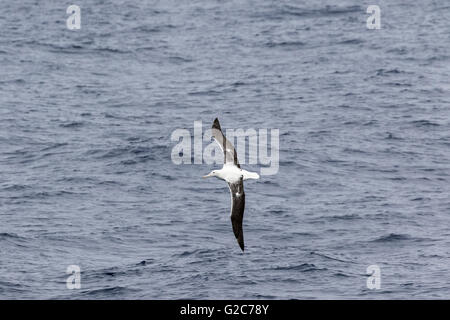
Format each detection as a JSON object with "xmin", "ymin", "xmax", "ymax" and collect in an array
[{"xmin": 203, "ymin": 118, "xmax": 260, "ymax": 251}]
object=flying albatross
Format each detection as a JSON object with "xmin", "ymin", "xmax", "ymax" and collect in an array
[{"xmin": 203, "ymin": 118, "xmax": 260, "ymax": 251}]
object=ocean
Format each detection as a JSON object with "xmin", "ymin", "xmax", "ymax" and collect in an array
[{"xmin": 0, "ymin": 0, "xmax": 449, "ymax": 299}]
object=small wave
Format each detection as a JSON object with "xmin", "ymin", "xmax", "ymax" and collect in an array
[
  {"xmin": 342, "ymin": 148, "xmax": 367, "ymax": 154},
  {"xmin": 272, "ymin": 263, "xmax": 325, "ymax": 272},
  {"xmin": 91, "ymin": 145, "xmax": 164, "ymax": 160},
  {"xmin": 136, "ymin": 259, "xmax": 154, "ymax": 266},
  {"xmin": 324, "ymin": 214, "xmax": 361, "ymax": 221},
  {"xmin": 44, "ymin": 43, "xmax": 132, "ymax": 55},
  {"xmin": 269, "ymin": 209, "xmax": 286, "ymax": 214},
  {"xmin": 411, "ymin": 120, "xmax": 440, "ymax": 127},
  {"xmin": 177, "ymin": 248, "xmax": 214, "ymax": 257},
  {"xmin": 79, "ymin": 286, "xmax": 139, "ymax": 297},
  {"xmin": 0, "ymin": 232, "xmax": 22, "ymax": 239},
  {"xmin": 131, "ymin": 22, "xmax": 175, "ymax": 32},
  {"xmin": 384, "ymin": 82, "xmax": 412, "ymax": 87},
  {"xmin": 262, "ymin": 180, "xmax": 279, "ymax": 186},
  {"xmin": 0, "ymin": 78, "xmax": 26, "ymax": 84},
  {"xmin": 337, "ymin": 39, "xmax": 364, "ymax": 45},
  {"xmin": 371, "ymin": 233, "xmax": 412, "ymax": 242},
  {"xmin": 231, "ymin": 81, "xmax": 246, "ymax": 87},
  {"xmin": 411, "ymin": 197, "xmax": 429, "ymax": 201},
  {"xmin": 59, "ymin": 121, "xmax": 84, "ymax": 128},
  {"xmin": 2, "ymin": 184, "xmax": 31, "ymax": 192},
  {"xmin": 388, "ymin": 176, "xmax": 407, "ymax": 181},
  {"xmin": 252, "ymin": 294, "xmax": 277, "ymax": 299},
  {"xmin": 28, "ymin": 190, "xmax": 80, "ymax": 198},
  {"xmin": 82, "ymin": 260, "xmax": 154, "ymax": 281},
  {"xmin": 168, "ymin": 56, "xmax": 193, "ymax": 64},
  {"xmin": 0, "ymin": 233, "xmax": 30, "ymax": 247},
  {"xmin": 333, "ymin": 272, "xmax": 352, "ymax": 278},
  {"xmin": 265, "ymin": 41, "xmax": 306, "ymax": 49},
  {"xmin": 188, "ymin": 89, "xmax": 223, "ymax": 96},
  {"xmin": 376, "ymin": 68, "xmax": 403, "ymax": 76},
  {"xmin": 279, "ymin": 5, "xmax": 362, "ymax": 18},
  {"xmin": 386, "ymin": 132, "xmax": 402, "ymax": 140},
  {"xmin": 95, "ymin": 47, "xmax": 132, "ymax": 55},
  {"xmin": 309, "ymin": 251, "xmax": 353, "ymax": 263},
  {"xmin": 40, "ymin": 142, "xmax": 69, "ymax": 152}
]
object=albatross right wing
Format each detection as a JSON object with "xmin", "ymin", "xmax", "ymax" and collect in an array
[
  {"xmin": 212, "ymin": 118, "xmax": 240, "ymax": 168},
  {"xmin": 228, "ymin": 176, "xmax": 245, "ymax": 251}
]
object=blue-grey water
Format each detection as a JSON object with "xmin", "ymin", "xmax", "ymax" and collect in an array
[{"xmin": 1, "ymin": 0, "xmax": 449, "ymax": 299}]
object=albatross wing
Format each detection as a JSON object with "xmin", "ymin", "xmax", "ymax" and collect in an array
[
  {"xmin": 212, "ymin": 118, "xmax": 240, "ymax": 168},
  {"xmin": 228, "ymin": 176, "xmax": 245, "ymax": 251}
]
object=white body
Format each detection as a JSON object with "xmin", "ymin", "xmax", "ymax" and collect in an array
[{"xmin": 205, "ymin": 164, "xmax": 260, "ymax": 183}]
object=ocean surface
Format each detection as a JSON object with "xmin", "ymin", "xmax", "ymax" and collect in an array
[{"xmin": 1, "ymin": 0, "xmax": 449, "ymax": 299}]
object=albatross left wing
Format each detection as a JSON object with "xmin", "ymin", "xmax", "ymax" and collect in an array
[
  {"xmin": 228, "ymin": 176, "xmax": 245, "ymax": 251},
  {"xmin": 212, "ymin": 118, "xmax": 240, "ymax": 168}
]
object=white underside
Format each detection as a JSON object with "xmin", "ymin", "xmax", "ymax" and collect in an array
[{"xmin": 216, "ymin": 164, "xmax": 260, "ymax": 183}]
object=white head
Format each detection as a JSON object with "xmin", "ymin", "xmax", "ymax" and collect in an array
[{"xmin": 203, "ymin": 170, "xmax": 219, "ymax": 179}]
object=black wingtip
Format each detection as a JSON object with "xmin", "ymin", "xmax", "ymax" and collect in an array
[
  {"xmin": 238, "ymin": 240, "xmax": 244, "ymax": 252},
  {"xmin": 212, "ymin": 118, "xmax": 221, "ymax": 131}
]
